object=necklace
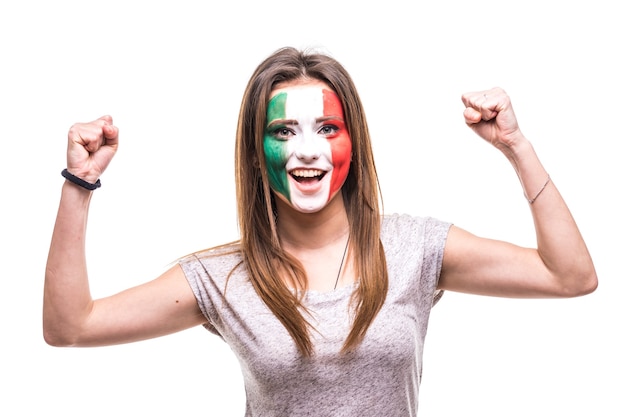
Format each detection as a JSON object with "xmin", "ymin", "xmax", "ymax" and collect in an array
[{"xmin": 333, "ymin": 235, "xmax": 350, "ymax": 290}]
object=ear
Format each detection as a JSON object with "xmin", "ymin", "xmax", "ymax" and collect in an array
[{"xmin": 252, "ymin": 155, "xmax": 260, "ymax": 168}]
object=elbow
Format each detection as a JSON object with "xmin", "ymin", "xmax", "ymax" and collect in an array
[
  {"xmin": 576, "ymin": 270, "xmax": 598, "ymax": 296},
  {"xmin": 574, "ymin": 259, "xmax": 599, "ymax": 296},
  {"xmin": 43, "ymin": 334, "xmax": 67, "ymax": 348},
  {"xmin": 43, "ymin": 330, "xmax": 67, "ymax": 347},
  {"xmin": 557, "ymin": 268, "xmax": 598, "ymax": 298},
  {"xmin": 43, "ymin": 326, "xmax": 72, "ymax": 348},
  {"xmin": 42, "ymin": 318, "xmax": 80, "ymax": 347}
]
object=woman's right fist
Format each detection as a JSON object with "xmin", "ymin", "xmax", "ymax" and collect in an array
[{"xmin": 66, "ymin": 115, "xmax": 119, "ymax": 184}]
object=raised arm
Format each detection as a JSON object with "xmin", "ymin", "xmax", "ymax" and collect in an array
[
  {"xmin": 438, "ymin": 88, "xmax": 597, "ymax": 298},
  {"xmin": 43, "ymin": 116, "xmax": 205, "ymax": 347}
]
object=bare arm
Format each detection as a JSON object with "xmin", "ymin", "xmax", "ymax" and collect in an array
[
  {"xmin": 438, "ymin": 88, "xmax": 597, "ymax": 298},
  {"xmin": 43, "ymin": 116, "xmax": 205, "ymax": 347}
]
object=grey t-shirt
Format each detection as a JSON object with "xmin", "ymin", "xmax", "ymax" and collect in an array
[{"xmin": 180, "ymin": 214, "xmax": 451, "ymax": 416}]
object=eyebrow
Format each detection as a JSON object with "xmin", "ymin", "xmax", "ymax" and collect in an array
[
  {"xmin": 266, "ymin": 119, "xmax": 297, "ymax": 129},
  {"xmin": 266, "ymin": 116, "xmax": 344, "ymax": 129}
]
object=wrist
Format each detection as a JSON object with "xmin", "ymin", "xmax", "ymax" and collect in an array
[
  {"xmin": 502, "ymin": 134, "xmax": 534, "ymax": 163},
  {"xmin": 61, "ymin": 181, "xmax": 95, "ymax": 209},
  {"xmin": 61, "ymin": 169, "xmax": 101, "ymax": 191}
]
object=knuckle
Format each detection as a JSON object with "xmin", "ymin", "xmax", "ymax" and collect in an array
[{"xmin": 68, "ymin": 123, "xmax": 80, "ymax": 136}]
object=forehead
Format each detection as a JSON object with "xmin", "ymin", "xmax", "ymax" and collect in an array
[
  {"xmin": 270, "ymin": 79, "xmax": 332, "ymax": 97},
  {"xmin": 268, "ymin": 80, "xmax": 343, "ymax": 119}
]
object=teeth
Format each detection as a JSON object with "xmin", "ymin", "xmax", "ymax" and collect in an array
[{"xmin": 291, "ymin": 169, "xmax": 323, "ymax": 178}]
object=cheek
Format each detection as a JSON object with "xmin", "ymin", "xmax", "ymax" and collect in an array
[
  {"xmin": 263, "ymin": 137, "xmax": 291, "ymax": 200},
  {"xmin": 329, "ymin": 133, "xmax": 352, "ymax": 195}
]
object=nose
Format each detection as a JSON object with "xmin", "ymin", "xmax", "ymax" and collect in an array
[{"xmin": 294, "ymin": 133, "xmax": 321, "ymax": 162}]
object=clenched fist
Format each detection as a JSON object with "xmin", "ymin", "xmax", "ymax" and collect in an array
[
  {"xmin": 66, "ymin": 115, "xmax": 119, "ymax": 184},
  {"xmin": 461, "ymin": 87, "xmax": 526, "ymax": 156}
]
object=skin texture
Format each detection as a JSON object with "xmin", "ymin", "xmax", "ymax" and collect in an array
[
  {"xmin": 43, "ymin": 81, "xmax": 597, "ymax": 348},
  {"xmin": 439, "ymin": 88, "xmax": 597, "ymax": 298}
]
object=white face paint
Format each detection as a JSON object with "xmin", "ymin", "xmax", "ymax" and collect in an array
[{"xmin": 264, "ymin": 81, "xmax": 351, "ymax": 213}]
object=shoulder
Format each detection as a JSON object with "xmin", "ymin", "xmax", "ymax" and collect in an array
[
  {"xmin": 381, "ymin": 213, "xmax": 451, "ymax": 245},
  {"xmin": 381, "ymin": 213, "xmax": 452, "ymax": 277},
  {"xmin": 179, "ymin": 241, "xmax": 244, "ymax": 280},
  {"xmin": 381, "ymin": 214, "xmax": 451, "ymax": 304}
]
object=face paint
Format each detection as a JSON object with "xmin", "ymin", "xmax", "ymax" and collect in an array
[
  {"xmin": 264, "ymin": 92, "xmax": 291, "ymax": 199},
  {"xmin": 263, "ymin": 83, "xmax": 352, "ymax": 213}
]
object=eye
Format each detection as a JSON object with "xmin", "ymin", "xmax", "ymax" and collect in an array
[
  {"xmin": 272, "ymin": 127, "xmax": 294, "ymax": 140},
  {"xmin": 318, "ymin": 125, "xmax": 339, "ymax": 137}
]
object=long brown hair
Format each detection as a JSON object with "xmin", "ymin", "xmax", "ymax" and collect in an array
[{"xmin": 235, "ymin": 47, "xmax": 387, "ymax": 356}]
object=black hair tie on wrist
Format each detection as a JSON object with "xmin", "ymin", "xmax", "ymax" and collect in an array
[{"xmin": 61, "ymin": 169, "xmax": 101, "ymax": 190}]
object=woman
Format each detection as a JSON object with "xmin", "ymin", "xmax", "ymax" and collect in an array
[{"xmin": 44, "ymin": 47, "xmax": 597, "ymax": 416}]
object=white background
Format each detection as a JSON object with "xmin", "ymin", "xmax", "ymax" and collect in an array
[{"xmin": 1, "ymin": 1, "xmax": 624, "ymax": 415}]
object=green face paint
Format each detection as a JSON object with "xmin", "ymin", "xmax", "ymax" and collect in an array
[{"xmin": 263, "ymin": 92, "xmax": 291, "ymax": 200}]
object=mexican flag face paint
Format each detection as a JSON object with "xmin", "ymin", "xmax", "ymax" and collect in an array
[{"xmin": 263, "ymin": 82, "xmax": 352, "ymax": 213}]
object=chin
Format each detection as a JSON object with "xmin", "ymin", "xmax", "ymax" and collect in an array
[{"xmin": 292, "ymin": 204, "xmax": 324, "ymax": 214}]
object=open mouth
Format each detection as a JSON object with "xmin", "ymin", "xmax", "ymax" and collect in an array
[{"xmin": 290, "ymin": 169, "xmax": 327, "ymax": 183}]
